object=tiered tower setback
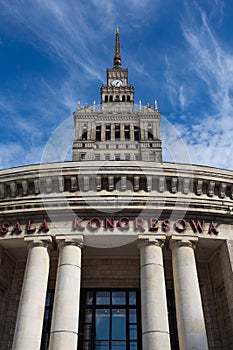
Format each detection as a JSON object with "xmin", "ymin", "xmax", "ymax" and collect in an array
[{"xmin": 72, "ymin": 28, "xmax": 162, "ymax": 162}]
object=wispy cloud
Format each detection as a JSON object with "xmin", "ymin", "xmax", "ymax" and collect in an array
[{"xmin": 163, "ymin": 1, "xmax": 233, "ymax": 169}]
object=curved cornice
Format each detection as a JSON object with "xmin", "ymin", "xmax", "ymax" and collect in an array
[{"xmin": 0, "ymin": 161, "xmax": 232, "ymax": 219}]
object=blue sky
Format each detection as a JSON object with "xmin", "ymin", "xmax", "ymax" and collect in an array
[{"xmin": 0, "ymin": 0, "xmax": 233, "ymax": 169}]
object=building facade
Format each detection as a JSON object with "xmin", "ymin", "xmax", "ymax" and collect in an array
[{"xmin": 0, "ymin": 29, "xmax": 233, "ymax": 350}]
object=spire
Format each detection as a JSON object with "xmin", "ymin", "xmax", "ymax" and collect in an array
[{"xmin": 113, "ymin": 27, "xmax": 122, "ymax": 68}]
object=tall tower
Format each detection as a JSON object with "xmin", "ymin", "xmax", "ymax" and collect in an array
[{"xmin": 72, "ymin": 28, "xmax": 162, "ymax": 162}]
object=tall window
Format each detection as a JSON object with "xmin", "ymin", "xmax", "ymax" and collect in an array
[
  {"xmin": 115, "ymin": 124, "xmax": 120, "ymax": 140},
  {"xmin": 134, "ymin": 126, "xmax": 139, "ymax": 141},
  {"xmin": 40, "ymin": 290, "xmax": 54, "ymax": 350},
  {"xmin": 106, "ymin": 125, "xmax": 111, "ymax": 141},
  {"xmin": 124, "ymin": 125, "xmax": 130, "ymax": 140},
  {"xmin": 96, "ymin": 125, "xmax": 101, "ymax": 141},
  {"xmin": 78, "ymin": 289, "xmax": 142, "ymax": 350}
]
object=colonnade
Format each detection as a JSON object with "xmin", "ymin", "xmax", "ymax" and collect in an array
[{"xmin": 12, "ymin": 234, "xmax": 209, "ymax": 350}]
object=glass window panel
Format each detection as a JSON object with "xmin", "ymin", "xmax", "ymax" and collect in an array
[
  {"xmin": 45, "ymin": 292, "xmax": 53, "ymax": 306},
  {"xmin": 112, "ymin": 341, "xmax": 126, "ymax": 349},
  {"xmin": 130, "ymin": 342, "xmax": 138, "ymax": 350},
  {"xmin": 83, "ymin": 324, "xmax": 92, "ymax": 340},
  {"xmin": 96, "ymin": 291, "xmax": 110, "ymax": 305},
  {"xmin": 129, "ymin": 324, "xmax": 137, "ymax": 340},
  {"xmin": 95, "ymin": 341, "xmax": 110, "ymax": 349},
  {"xmin": 96, "ymin": 309, "xmax": 110, "ymax": 340},
  {"xmin": 129, "ymin": 291, "xmax": 136, "ymax": 305},
  {"xmin": 112, "ymin": 309, "xmax": 126, "ymax": 340},
  {"xmin": 112, "ymin": 291, "xmax": 126, "ymax": 305},
  {"xmin": 85, "ymin": 291, "xmax": 94, "ymax": 305},
  {"xmin": 84, "ymin": 309, "xmax": 92, "ymax": 323},
  {"xmin": 129, "ymin": 309, "xmax": 137, "ymax": 323}
]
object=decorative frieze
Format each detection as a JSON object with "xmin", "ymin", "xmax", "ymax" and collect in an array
[
  {"xmin": 0, "ymin": 166, "xmax": 232, "ymax": 214},
  {"xmin": 196, "ymin": 180, "xmax": 203, "ymax": 196},
  {"xmin": 208, "ymin": 181, "xmax": 215, "ymax": 197},
  {"xmin": 171, "ymin": 177, "xmax": 178, "ymax": 193}
]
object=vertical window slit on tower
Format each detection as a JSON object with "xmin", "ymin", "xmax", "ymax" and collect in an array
[
  {"xmin": 124, "ymin": 125, "xmax": 130, "ymax": 140},
  {"xmin": 134, "ymin": 126, "xmax": 140, "ymax": 141},
  {"xmin": 96, "ymin": 125, "xmax": 101, "ymax": 141},
  {"xmin": 106, "ymin": 125, "xmax": 111, "ymax": 140},
  {"xmin": 115, "ymin": 124, "xmax": 120, "ymax": 140}
]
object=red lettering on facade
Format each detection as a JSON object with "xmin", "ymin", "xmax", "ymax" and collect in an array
[
  {"xmin": 0, "ymin": 222, "xmax": 10, "ymax": 235},
  {"xmin": 135, "ymin": 217, "xmax": 145, "ymax": 232},
  {"xmin": 88, "ymin": 217, "xmax": 102, "ymax": 230},
  {"xmin": 149, "ymin": 218, "xmax": 159, "ymax": 231},
  {"xmin": 208, "ymin": 221, "xmax": 219, "ymax": 235},
  {"xmin": 175, "ymin": 219, "xmax": 187, "ymax": 233},
  {"xmin": 117, "ymin": 217, "xmax": 130, "ymax": 230},
  {"xmin": 27, "ymin": 220, "xmax": 36, "ymax": 234},
  {"xmin": 38, "ymin": 219, "xmax": 49, "ymax": 233},
  {"xmin": 105, "ymin": 218, "xmax": 114, "ymax": 229},
  {"xmin": 11, "ymin": 221, "xmax": 22, "ymax": 235},
  {"xmin": 162, "ymin": 219, "xmax": 170, "ymax": 232},
  {"xmin": 191, "ymin": 220, "xmax": 205, "ymax": 233},
  {"xmin": 73, "ymin": 217, "xmax": 85, "ymax": 231}
]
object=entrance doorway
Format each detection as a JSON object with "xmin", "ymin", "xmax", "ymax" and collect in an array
[{"xmin": 78, "ymin": 289, "xmax": 142, "ymax": 350}]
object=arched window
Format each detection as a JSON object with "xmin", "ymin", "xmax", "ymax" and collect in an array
[
  {"xmin": 109, "ymin": 95, "xmax": 113, "ymax": 102},
  {"xmin": 122, "ymin": 95, "xmax": 126, "ymax": 102},
  {"xmin": 105, "ymin": 95, "xmax": 108, "ymax": 102},
  {"xmin": 127, "ymin": 95, "xmax": 130, "ymax": 102}
]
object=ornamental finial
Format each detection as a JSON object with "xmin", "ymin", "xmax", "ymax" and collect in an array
[{"xmin": 113, "ymin": 27, "xmax": 122, "ymax": 68}]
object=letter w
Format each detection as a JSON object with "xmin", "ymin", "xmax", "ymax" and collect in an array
[{"xmin": 191, "ymin": 220, "xmax": 205, "ymax": 233}]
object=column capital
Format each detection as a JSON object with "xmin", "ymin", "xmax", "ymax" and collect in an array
[
  {"xmin": 137, "ymin": 234, "xmax": 166, "ymax": 249},
  {"xmin": 24, "ymin": 235, "xmax": 53, "ymax": 250},
  {"xmin": 55, "ymin": 234, "xmax": 84, "ymax": 249},
  {"xmin": 169, "ymin": 235, "xmax": 198, "ymax": 250}
]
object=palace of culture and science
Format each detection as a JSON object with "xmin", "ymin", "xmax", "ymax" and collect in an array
[{"xmin": 0, "ymin": 29, "xmax": 233, "ymax": 350}]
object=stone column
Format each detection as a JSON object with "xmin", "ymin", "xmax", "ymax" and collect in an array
[
  {"xmin": 110, "ymin": 124, "xmax": 115, "ymax": 141},
  {"xmin": 138, "ymin": 235, "xmax": 171, "ymax": 350},
  {"xmin": 12, "ymin": 236, "xmax": 52, "ymax": 350},
  {"xmin": 130, "ymin": 124, "xmax": 135, "ymax": 141},
  {"xmin": 120, "ymin": 124, "xmax": 125, "ymax": 141},
  {"xmin": 170, "ymin": 237, "xmax": 208, "ymax": 350},
  {"xmin": 101, "ymin": 123, "xmax": 106, "ymax": 141},
  {"xmin": 49, "ymin": 236, "xmax": 83, "ymax": 350}
]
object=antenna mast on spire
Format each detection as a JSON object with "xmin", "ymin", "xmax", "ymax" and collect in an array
[{"xmin": 113, "ymin": 27, "xmax": 122, "ymax": 68}]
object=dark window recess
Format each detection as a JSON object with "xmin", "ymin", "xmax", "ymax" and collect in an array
[
  {"xmin": 78, "ymin": 289, "xmax": 142, "ymax": 350},
  {"xmin": 40, "ymin": 290, "xmax": 54, "ymax": 350},
  {"xmin": 167, "ymin": 289, "xmax": 180, "ymax": 350},
  {"xmin": 82, "ymin": 129, "xmax": 87, "ymax": 140},
  {"xmin": 134, "ymin": 126, "xmax": 140, "ymax": 141},
  {"xmin": 127, "ymin": 95, "xmax": 130, "ymax": 102},
  {"xmin": 96, "ymin": 125, "xmax": 101, "ymax": 141},
  {"xmin": 148, "ymin": 128, "xmax": 153, "ymax": 140},
  {"xmin": 80, "ymin": 153, "xmax": 86, "ymax": 160},
  {"xmin": 109, "ymin": 95, "xmax": 113, "ymax": 102},
  {"xmin": 105, "ymin": 95, "xmax": 108, "ymax": 102},
  {"xmin": 106, "ymin": 125, "xmax": 111, "ymax": 141},
  {"xmin": 124, "ymin": 125, "xmax": 130, "ymax": 140},
  {"xmin": 115, "ymin": 95, "xmax": 120, "ymax": 102},
  {"xmin": 115, "ymin": 124, "xmax": 120, "ymax": 140},
  {"xmin": 122, "ymin": 95, "xmax": 126, "ymax": 102}
]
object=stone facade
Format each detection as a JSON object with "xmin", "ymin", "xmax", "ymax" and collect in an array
[{"xmin": 0, "ymin": 29, "xmax": 233, "ymax": 349}]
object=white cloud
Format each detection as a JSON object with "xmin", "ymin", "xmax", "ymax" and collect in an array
[{"xmin": 163, "ymin": 3, "xmax": 233, "ymax": 170}]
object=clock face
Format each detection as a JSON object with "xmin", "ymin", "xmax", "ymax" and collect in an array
[{"xmin": 111, "ymin": 79, "xmax": 123, "ymax": 87}]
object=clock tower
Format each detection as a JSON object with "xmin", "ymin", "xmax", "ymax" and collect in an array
[
  {"xmin": 72, "ymin": 28, "xmax": 162, "ymax": 163},
  {"xmin": 101, "ymin": 27, "xmax": 134, "ymax": 112}
]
